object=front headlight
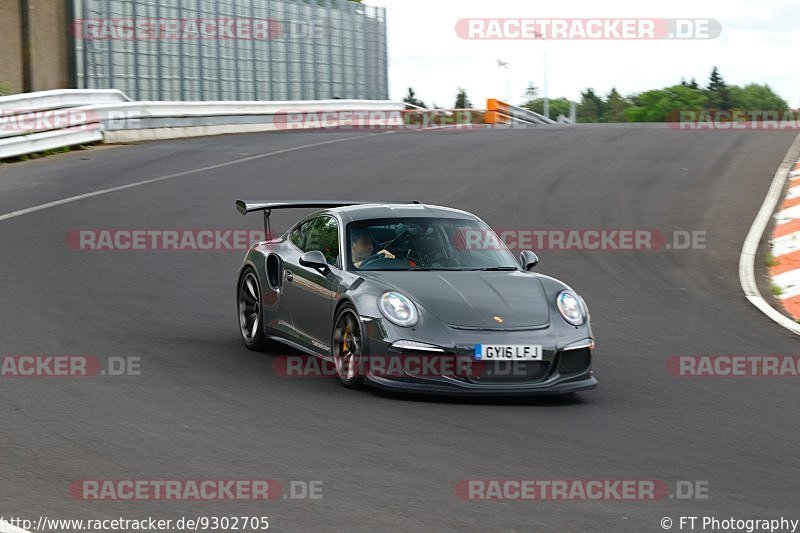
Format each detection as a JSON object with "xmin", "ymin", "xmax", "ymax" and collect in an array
[
  {"xmin": 379, "ymin": 291, "xmax": 419, "ymax": 327},
  {"xmin": 557, "ymin": 290, "xmax": 586, "ymax": 326}
]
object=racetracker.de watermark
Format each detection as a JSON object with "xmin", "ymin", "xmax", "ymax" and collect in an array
[
  {"xmin": 667, "ymin": 355, "xmax": 800, "ymax": 377},
  {"xmin": 0, "ymin": 109, "xmax": 99, "ymax": 133},
  {"xmin": 669, "ymin": 110, "xmax": 800, "ymax": 130},
  {"xmin": 455, "ymin": 479, "xmax": 709, "ymax": 500},
  {"xmin": 68, "ymin": 480, "xmax": 323, "ymax": 501},
  {"xmin": 453, "ymin": 229, "xmax": 706, "ymax": 251},
  {"xmin": 455, "ymin": 18, "xmax": 721, "ymax": 40},
  {"xmin": 66, "ymin": 228, "xmax": 707, "ymax": 252},
  {"xmin": 66, "ymin": 230, "xmax": 271, "ymax": 251},
  {"xmin": 1, "ymin": 109, "xmax": 142, "ymax": 134},
  {"xmin": 274, "ymin": 355, "xmax": 542, "ymax": 379},
  {"xmin": 273, "ymin": 110, "xmax": 480, "ymax": 131},
  {"xmin": 70, "ymin": 480, "xmax": 278, "ymax": 501},
  {"xmin": 1, "ymin": 516, "xmax": 269, "ymax": 533},
  {"xmin": 0, "ymin": 355, "xmax": 140, "ymax": 377},
  {"xmin": 70, "ymin": 18, "xmax": 326, "ymax": 41}
]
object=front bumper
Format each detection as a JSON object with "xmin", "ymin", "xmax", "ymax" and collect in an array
[
  {"xmin": 367, "ymin": 373, "xmax": 597, "ymax": 396},
  {"xmin": 359, "ymin": 317, "xmax": 596, "ymax": 396}
]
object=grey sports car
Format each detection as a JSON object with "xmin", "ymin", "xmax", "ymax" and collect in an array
[{"xmin": 235, "ymin": 200, "xmax": 596, "ymax": 396}]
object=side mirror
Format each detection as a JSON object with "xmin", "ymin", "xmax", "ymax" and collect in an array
[
  {"xmin": 299, "ymin": 250, "xmax": 331, "ymax": 274},
  {"xmin": 520, "ymin": 250, "xmax": 539, "ymax": 271}
]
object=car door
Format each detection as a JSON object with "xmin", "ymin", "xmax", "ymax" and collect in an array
[{"xmin": 282, "ymin": 215, "xmax": 341, "ymax": 354}]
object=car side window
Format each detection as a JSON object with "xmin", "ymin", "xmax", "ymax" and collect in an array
[
  {"xmin": 289, "ymin": 222, "xmax": 307, "ymax": 249},
  {"xmin": 302, "ymin": 216, "xmax": 340, "ymax": 267}
]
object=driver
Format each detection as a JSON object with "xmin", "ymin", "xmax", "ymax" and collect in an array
[{"xmin": 351, "ymin": 227, "xmax": 395, "ymax": 268}]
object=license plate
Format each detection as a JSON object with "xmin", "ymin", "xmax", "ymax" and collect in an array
[{"xmin": 474, "ymin": 344, "xmax": 543, "ymax": 361}]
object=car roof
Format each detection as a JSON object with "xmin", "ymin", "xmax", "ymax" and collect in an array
[{"xmin": 330, "ymin": 203, "xmax": 479, "ymax": 224}]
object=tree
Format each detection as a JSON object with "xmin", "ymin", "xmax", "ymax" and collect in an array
[
  {"xmin": 522, "ymin": 97, "xmax": 571, "ymax": 119},
  {"xmin": 728, "ymin": 83, "xmax": 788, "ymax": 111},
  {"xmin": 625, "ymin": 85, "xmax": 707, "ymax": 122},
  {"xmin": 577, "ymin": 88, "xmax": 606, "ymax": 122},
  {"xmin": 506, "ymin": 68, "xmax": 790, "ymax": 124},
  {"xmin": 403, "ymin": 87, "xmax": 426, "ymax": 109},
  {"xmin": 523, "ymin": 82, "xmax": 539, "ymax": 102},
  {"xmin": 707, "ymin": 67, "xmax": 725, "ymax": 92},
  {"xmin": 455, "ymin": 88, "xmax": 472, "ymax": 109},
  {"xmin": 605, "ymin": 88, "xmax": 630, "ymax": 122},
  {"xmin": 706, "ymin": 66, "xmax": 731, "ymax": 110}
]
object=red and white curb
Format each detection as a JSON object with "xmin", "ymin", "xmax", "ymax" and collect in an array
[
  {"xmin": 770, "ymin": 158, "xmax": 800, "ymax": 317},
  {"xmin": 740, "ymin": 133, "xmax": 800, "ymax": 334}
]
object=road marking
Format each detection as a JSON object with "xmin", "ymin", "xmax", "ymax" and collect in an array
[
  {"xmin": 0, "ymin": 132, "xmax": 393, "ymax": 223},
  {"xmin": 739, "ymin": 133, "xmax": 800, "ymax": 334}
]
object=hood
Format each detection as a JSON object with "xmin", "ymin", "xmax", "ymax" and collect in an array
[{"xmin": 361, "ymin": 270, "xmax": 550, "ymax": 328}]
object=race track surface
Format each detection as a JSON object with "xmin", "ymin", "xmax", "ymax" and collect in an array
[{"xmin": 1, "ymin": 126, "xmax": 798, "ymax": 532}]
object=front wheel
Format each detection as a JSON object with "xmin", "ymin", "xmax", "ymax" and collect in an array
[
  {"xmin": 332, "ymin": 305, "xmax": 366, "ymax": 389},
  {"xmin": 238, "ymin": 269, "xmax": 270, "ymax": 351}
]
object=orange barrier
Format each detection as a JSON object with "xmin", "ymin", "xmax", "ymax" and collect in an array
[{"xmin": 485, "ymin": 98, "xmax": 510, "ymax": 124}]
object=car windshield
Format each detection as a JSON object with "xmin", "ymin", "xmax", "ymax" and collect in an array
[{"xmin": 347, "ymin": 217, "xmax": 519, "ymax": 271}]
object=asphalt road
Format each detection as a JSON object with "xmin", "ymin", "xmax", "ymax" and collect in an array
[{"xmin": 1, "ymin": 126, "xmax": 798, "ymax": 532}]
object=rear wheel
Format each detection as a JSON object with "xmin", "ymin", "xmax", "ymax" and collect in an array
[
  {"xmin": 238, "ymin": 269, "xmax": 270, "ymax": 351},
  {"xmin": 332, "ymin": 305, "xmax": 366, "ymax": 389}
]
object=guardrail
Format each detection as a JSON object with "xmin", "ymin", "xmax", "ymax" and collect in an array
[
  {"xmin": 0, "ymin": 90, "xmax": 572, "ymax": 160},
  {"xmin": 99, "ymin": 99, "xmax": 405, "ymax": 142},
  {"xmin": 485, "ymin": 98, "xmax": 559, "ymax": 126},
  {"xmin": 0, "ymin": 89, "xmax": 130, "ymax": 113},
  {"xmin": 0, "ymin": 127, "xmax": 104, "ymax": 159},
  {"xmin": 0, "ymin": 89, "xmax": 405, "ymax": 160},
  {"xmin": 402, "ymin": 105, "xmax": 485, "ymax": 129}
]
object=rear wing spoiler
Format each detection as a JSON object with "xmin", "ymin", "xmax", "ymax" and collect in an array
[
  {"xmin": 235, "ymin": 200, "xmax": 371, "ymax": 216},
  {"xmin": 235, "ymin": 199, "xmax": 421, "ymax": 235}
]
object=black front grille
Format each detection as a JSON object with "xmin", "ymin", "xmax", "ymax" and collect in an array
[{"xmin": 469, "ymin": 360, "xmax": 551, "ymax": 383}]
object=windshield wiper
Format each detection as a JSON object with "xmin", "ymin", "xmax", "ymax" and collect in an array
[{"xmin": 478, "ymin": 266, "xmax": 519, "ymax": 271}]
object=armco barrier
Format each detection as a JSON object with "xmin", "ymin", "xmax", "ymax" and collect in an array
[
  {"xmin": 0, "ymin": 89, "xmax": 131, "ymax": 113},
  {"xmin": 486, "ymin": 98, "xmax": 557, "ymax": 125},
  {"xmin": 0, "ymin": 90, "xmax": 568, "ymax": 160},
  {"xmin": 0, "ymin": 127, "xmax": 104, "ymax": 160},
  {"xmin": 98, "ymin": 100, "xmax": 405, "ymax": 142},
  {"xmin": 0, "ymin": 106, "xmax": 101, "ymax": 140},
  {"xmin": 0, "ymin": 89, "xmax": 405, "ymax": 160}
]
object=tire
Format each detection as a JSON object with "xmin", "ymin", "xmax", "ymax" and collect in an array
[
  {"xmin": 331, "ymin": 304, "xmax": 366, "ymax": 389},
  {"xmin": 238, "ymin": 268, "xmax": 271, "ymax": 351}
]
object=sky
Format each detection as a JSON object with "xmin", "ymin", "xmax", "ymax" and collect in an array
[{"xmin": 365, "ymin": 0, "xmax": 800, "ymax": 108}]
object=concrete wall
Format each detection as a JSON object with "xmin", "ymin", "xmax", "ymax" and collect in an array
[
  {"xmin": 29, "ymin": 0, "xmax": 72, "ymax": 91},
  {"xmin": 0, "ymin": 0, "xmax": 24, "ymax": 94},
  {"xmin": 0, "ymin": 0, "xmax": 71, "ymax": 95}
]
